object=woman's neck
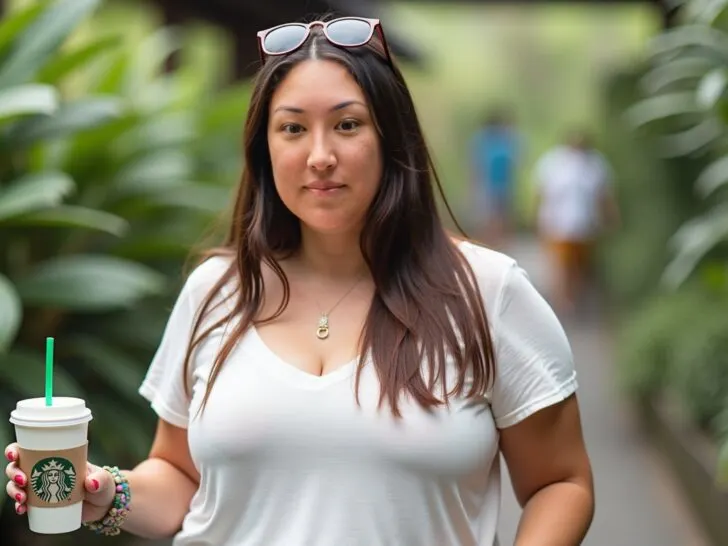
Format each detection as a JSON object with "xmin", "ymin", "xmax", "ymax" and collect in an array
[{"xmin": 294, "ymin": 227, "xmax": 368, "ymax": 281}]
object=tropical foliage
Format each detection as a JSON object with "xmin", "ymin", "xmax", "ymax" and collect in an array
[
  {"xmin": 620, "ymin": 0, "xmax": 728, "ymax": 484},
  {"xmin": 0, "ymin": 0, "xmax": 248, "ymax": 520}
]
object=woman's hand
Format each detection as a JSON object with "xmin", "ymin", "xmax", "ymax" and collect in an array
[{"xmin": 4, "ymin": 443, "xmax": 116, "ymax": 523}]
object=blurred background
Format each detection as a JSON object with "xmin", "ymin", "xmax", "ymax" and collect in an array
[{"xmin": 1, "ymin": 0, "xmax": 727, "ymax": 544}]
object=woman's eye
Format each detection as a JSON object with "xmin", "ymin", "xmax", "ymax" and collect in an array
[
  {"xmin": 282, "ymin": 123, "xmax": 304, "ymax": 135},
  {"xmin": 337, "ymin": 119, "xmax": 361, "ymax": 132}
]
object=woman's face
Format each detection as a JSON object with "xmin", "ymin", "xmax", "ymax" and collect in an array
[
  {"xmin": 47, "ymin": 470, "xmax": 59, "ymax": 483},
  {"xmin": 267, "ymin": 59, "xmax": 382, "ymax": 236}
]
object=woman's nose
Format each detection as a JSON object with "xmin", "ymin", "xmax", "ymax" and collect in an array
[{"xmin": 307, "ymin": 136, "xmax": 337, "ymax": 172}]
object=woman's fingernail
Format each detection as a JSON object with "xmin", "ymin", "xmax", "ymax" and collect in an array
[
  {"xmin": 16, "ymin": 503, "xmax": 26, "ymax": 515},
  {"xmin": 91, "ymin": 479, "xmax": 99, "ymax": 491},
  {"xmin": 5, "ymin": 450, "xmax": 15, "ymax": 462},
  {"xmin": 14, "ymin": 474, "xmax": 24, "ymax": 486}
]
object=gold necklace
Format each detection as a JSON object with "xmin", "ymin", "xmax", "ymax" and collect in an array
[{"xmin": 315, "ymin": 275, "xmax": 364, "ymax": 340}]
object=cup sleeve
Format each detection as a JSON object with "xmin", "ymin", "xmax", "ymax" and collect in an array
[{"xmin": 488, "ymin": 262, "xmax": 578, "ymax": 429}]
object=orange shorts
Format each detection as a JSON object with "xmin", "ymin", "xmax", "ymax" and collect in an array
[{"xmin": 545, "ymin": 239, "xmax": 593, "ymax": 274}]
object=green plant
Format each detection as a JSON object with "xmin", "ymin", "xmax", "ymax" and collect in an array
[
  {"xmin": 623, "ymin": 0, "xmax": 728, "ymax": 485},
  {"xmin": 615, "ymin": 284, "xmax": 707, "ymax": 397},
  {"xmin": 0, "ymin": 0, "xmax": 248, "ymax": 479}
]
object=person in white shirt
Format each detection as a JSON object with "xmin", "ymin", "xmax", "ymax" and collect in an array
[
  {"xmin": 6, "ymin": 17, "xmax": 594, "ymax": 546},
  {"xmin": 534, "ymin": 131, "xmax": 620, "ymax": 315}
]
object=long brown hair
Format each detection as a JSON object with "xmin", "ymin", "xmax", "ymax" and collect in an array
[{"xmin": 183, "ymin": 23, "xmax": 496, "ymax": 417}]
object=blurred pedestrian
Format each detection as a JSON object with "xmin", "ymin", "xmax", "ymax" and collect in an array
[
  {"xmin": 534, "ymin": 130, "xmax": 620, "ymax": 316},
  {"xmin": 469, "ymin": 107, "xmax": 520, "ymax": 249}
]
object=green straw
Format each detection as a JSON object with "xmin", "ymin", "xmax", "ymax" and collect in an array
[{"xmin": 45, "ymin": 337, "xmax": 54, "ymax": 406}]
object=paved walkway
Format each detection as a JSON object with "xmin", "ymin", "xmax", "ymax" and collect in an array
[{"xmin": 496, "ymin": 236, "xmax": 710, "ymax": 546}]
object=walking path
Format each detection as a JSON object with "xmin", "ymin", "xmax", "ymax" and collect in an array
[{"xmin": 497, "ymin": 236, "xmax": 710, "ymax": 546}]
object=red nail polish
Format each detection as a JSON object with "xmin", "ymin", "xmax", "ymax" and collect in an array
[
  {"xmin": 15, "ymin": 493, "xmax": 22, "ymax": 503},
  {"xmin": 5, "ymin": 451, "xmax": 14, "ymax": 462},
  {"xmin": 92, "ymin": 479, "xmax": 99, "ymax": 491},
  {"xmin": 14, "ymin": 474, "xmax": 24, "ymax": 486}
]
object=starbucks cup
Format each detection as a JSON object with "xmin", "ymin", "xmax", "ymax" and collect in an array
[{"xmin": 9, "ymin": 397, "xmax": 92, "ymax": 534}]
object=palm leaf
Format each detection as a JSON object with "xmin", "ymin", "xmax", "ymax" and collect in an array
[
  {"xmin": 37, "ymin": 35, "xmax": 121, "ymax": 85},
  {"xmin": 0, "ymin": 84, "xmax": 58, "ymax": 122},
  {"xmin": 5, "ymin": 205, "xmax": 129, "ymax": 236},
  {"xmin": 14, "ymin": 255, "xmax": 165, "ymax": 311},
  {"xmin": 0, "ymin": 0, "xmax": 102, "ymax": 89},
  {"xmin": 0, "ymin": 171, "xmax": 75, "ymax": 221},
  {"xmin": 0, "ymin": 273, "xmax": 22, "ymax": 352},
  {"xmin": 6, "ymin": 96, "xmax": 125, "ymax": 148}
]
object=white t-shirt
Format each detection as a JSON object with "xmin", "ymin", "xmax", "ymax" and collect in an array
[
  {"xmin": 535, "ymin": 145, "xmax": 612, "ymax": 241},
  {"xmin": 139, "ymin": 241, "xmax": 577, "ymax": 546}
]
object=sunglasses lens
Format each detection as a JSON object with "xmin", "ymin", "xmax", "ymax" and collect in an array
[
  {"xmin": 263, "ymin": 24, "xmax": 307, "ymax": 54},
  {"xmin": 326, "ymin": 18, "xmax": 372, "ymax": 46}
]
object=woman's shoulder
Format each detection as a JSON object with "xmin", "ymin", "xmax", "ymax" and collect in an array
[
  {"xmin": 454, "ymin": 238, "xmax": 520, "ymax": 305},
  {"xmin": 455, "ymin": 239, "xmax": 517, "ymax": 276},
  {"xmin": 182, "ymin": 253, "xmax": 237, "ymax": 305}
]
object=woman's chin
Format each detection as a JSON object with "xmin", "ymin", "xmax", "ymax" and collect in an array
[{"xmin": 300, "ymin": 216, "xmax": 363, "ymax": 237}]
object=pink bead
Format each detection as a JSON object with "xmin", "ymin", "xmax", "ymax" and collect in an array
[{"xmin": 116, "ymin": 485, "xmax": 122, "ymax": 493}]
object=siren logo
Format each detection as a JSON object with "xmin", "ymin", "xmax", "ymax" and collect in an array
[{"xmin": 30, "ymin": 458, "xmax": 76, "ymax": 504}]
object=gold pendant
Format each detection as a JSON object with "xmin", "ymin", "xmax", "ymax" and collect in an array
[{"xmin": 316, "ymin": 314, "xmax": 330, "ymax": 340}]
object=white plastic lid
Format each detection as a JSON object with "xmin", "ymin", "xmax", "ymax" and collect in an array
[{"xmin": 9, "ymin": 397, "xmax": 92, "ymax": 428}]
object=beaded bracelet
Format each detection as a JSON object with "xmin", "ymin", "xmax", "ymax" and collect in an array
[{"xmin": 83, "ymin": 466, "xmax": 131, "ymax": 536}]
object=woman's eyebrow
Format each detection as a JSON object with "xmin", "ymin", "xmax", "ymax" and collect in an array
[{"xmin": 273, "ymin": 100, "xmax": 367, "ymax": 114}]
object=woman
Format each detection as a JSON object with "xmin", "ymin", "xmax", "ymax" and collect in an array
[{"xmin": 5, "ymin": 17, "xmax": 594, "ymax": 545}]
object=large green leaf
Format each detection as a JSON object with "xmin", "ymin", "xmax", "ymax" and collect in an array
[
  {"xmin": 689, "ymin": 0, "xmax": 728, "ymax": 25},
  {"xmin": 648, "ymin": 25, "xmax": 728, "ymax": 64},
  {"xmin": 6, "ymin": 205, "xmax": 129, "ymax": 236},
  {"xmin": 0, "ymin": 273, "xmax": 22, "ymax": 353},
  {"xmin": 0, "ymin": 3, "xmax": 44, "ymax": 59},
  {"xmin": 662, "ymin": 203, "xmax": 728, "ymax": 288},
  {"xmin": 695, "ymin": 154, "xmax": 728, "ymax": 197},
  {"xmin": 6, "ymin": 96, "xmax": 125, "ymax": 148},
  {"xmin": 14, "ymin": 255, "xmax": 166, "ymax": 311},
  {"xmin": 656, "ymin": 118, "xmax": 723, "ymax": 157},
  {"xmin": 0, "ymin": 171, "xmax": 75, "ymax": 221},
  {"xmin": 624, "ymin": 92, "xmax": 702, "ymax": 128},
  {"xmin": 92, "ymin": 50, "xmax": 129, "ymax": 95},
  {"xmin": 36, "ymin": 35, "xmax": 122, "ymax": 85},
  {"xmin": 0, "ymin": 0, "xmax": 102, "ymax": 89},
  {"xmin": 640, "ymin": 57, "xmax": 715, "ymax": 95},
  {"xmin": 0, "ymin": 84, "xmax": 58, "ymax": 122},
  {"xmin": 0, "ymin": 349, "xmax": 85, "ymax": 399},
  {"xmin": 697, "ymin": 67, "xmax": 728, "ymax": 108}
]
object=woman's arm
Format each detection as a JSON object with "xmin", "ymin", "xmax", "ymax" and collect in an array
[
  {"xmin": 91, "ymin": 419, "xmax": 199, "ymax": 539},
  {"xmin": 500, "ymin": 394, "xmax": 594, "ymax": 546}
]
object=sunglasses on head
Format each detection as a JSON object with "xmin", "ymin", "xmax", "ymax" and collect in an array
[{"xmin": 257, "ymin": 17, "xmax": 393, "ymax": 67}]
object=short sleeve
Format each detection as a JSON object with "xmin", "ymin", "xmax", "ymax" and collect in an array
[
  {"xmin": 138, "ymin": 277, "xmax": 197, "ymax": 429},
  {"xmin": 489, "ymin": 262, "xmax": 577, "ymax": 429}
]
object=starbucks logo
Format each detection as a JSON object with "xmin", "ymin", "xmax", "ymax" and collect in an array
[{"xmin": 30, "ymin": 458, "xmax": 76, "ymax": 504}]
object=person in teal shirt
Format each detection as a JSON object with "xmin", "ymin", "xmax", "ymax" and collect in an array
[{"xmin": 470, "ymin": 108, "xmax": 519, "ymax": 248}]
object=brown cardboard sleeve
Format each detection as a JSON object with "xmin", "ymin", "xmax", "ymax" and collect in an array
[{"xmin": 18, "ymin": 445, "xmax": 87, "ymax": 508}]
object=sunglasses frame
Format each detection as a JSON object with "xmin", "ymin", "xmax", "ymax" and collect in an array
[{"xmin": 256, "ymin": 17, "xmax": 393, "ymax": 67}]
